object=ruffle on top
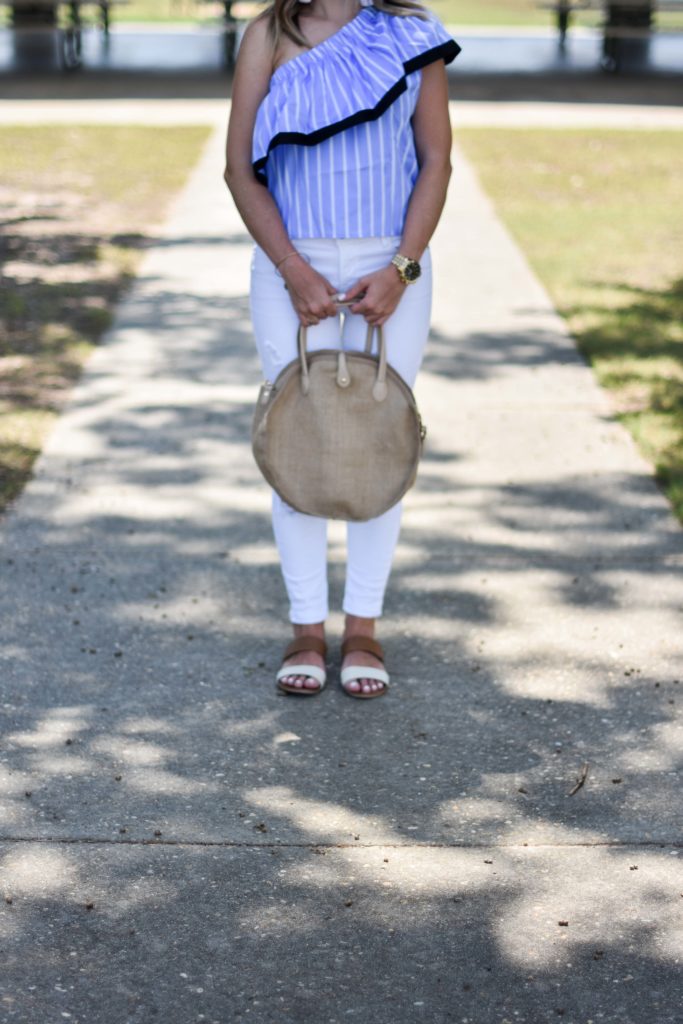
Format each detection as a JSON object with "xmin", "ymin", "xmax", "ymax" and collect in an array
[{"xmin": 252, "ymin": 5, "xmax": 461, "ymax": 184}]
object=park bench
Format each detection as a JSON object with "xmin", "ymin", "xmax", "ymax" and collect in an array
[
  {"xmin": 1, "ymin": 0, "xmax": 129, "ymax": 69},
  {"xmin": 537, "ymin": 0, "xmax": 683, "ymax": 69}
]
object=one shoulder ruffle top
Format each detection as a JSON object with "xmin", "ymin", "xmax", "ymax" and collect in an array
[{"xmin": 251, "ymin": 5, "xmax": 461, "ymax": 239}]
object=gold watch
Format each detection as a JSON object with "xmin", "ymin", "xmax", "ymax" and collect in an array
[{"xmin": 391, "ymin": 252, "xmax": 421, "ymax": 284}]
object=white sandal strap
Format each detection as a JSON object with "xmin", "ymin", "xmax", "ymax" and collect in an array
[
  {"xmin": 340, "ymin": 666, "xmax": 389, "ymax": 687},
  {"xmin": 277, "ymin": 663, "xmax": 327, "ymax": 686}
]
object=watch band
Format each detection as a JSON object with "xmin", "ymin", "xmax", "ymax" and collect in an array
[{"xmin": 391, "ymin": 252, "xmax": 421, "ymax": 284}]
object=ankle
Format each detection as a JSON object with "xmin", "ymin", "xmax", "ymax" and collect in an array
[
  {"xmin": 343, "ymin": 614, "xmax": 375, "ymax": 641},
  {"xmin": 292, "ymin": 621, "xmax": 326, "ymax": 640}
]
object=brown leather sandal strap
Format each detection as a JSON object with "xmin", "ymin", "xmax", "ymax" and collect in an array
[
  {"xmin": 340, "ymin": 636, "xmax": 385, "ymax": 661},
  {"xmin": 283, "ymin": 635, "xmax": 327, "ymax": 659}
]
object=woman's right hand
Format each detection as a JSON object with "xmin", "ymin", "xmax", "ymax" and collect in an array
[{"xmin": 280, "ymin": 254, "xmax": 339, "ymax": 327}]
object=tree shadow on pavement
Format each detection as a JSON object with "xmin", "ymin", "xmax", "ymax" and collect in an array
[{"xmin": 1, "ymin": 275, "xmax": 682, "ymax": 1023}]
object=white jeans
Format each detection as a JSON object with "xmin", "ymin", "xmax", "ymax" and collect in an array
[{"xmin": 249, "ymin": 235, "xmax": 432, "ymax": 623}]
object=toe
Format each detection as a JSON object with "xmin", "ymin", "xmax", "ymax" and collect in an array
[
  {"xmin": 280, "ymin": 671, "xmax": 322, "ymax": 692},
  {"xmin": 362, "ymin": 678, "xmax": 384, "ymax": 694}
]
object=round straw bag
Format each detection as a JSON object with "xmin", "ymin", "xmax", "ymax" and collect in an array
[{"xmin": 251, "ymin": 302, "xmax": 427, "ymax": 522}]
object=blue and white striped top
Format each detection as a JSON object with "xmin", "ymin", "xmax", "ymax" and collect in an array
[{"xmin": 251, "ymin": 5, "xmax": 461, "ymax": 239}]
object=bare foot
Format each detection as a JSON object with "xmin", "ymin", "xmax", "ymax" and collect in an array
[
  {"xmin": 341, "ymin": 614, "xmax": 387, "ymax": 697},
  {"xmin": 278, "ymin": 622, "xmax": 327, "ymax": 692}
]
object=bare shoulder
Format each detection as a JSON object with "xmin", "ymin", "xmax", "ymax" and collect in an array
[
  {"xmin": 227, "ymin": 11, "xmax": 274, "ymax": 160},
  {"xmin": 237, "ymin": 12, "xmax": 274, "ymax": 73}
]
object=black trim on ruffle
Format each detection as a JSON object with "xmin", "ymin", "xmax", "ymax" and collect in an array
[
  {"xmin": 253, "ymin": 38, "xmax": 461, "ymax": 186},
  {"xmin": 404, "ymin": 38, "xmax": 461, "ymax": 75}
]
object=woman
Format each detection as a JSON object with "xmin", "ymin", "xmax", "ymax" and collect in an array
[{"xmin": 224, "ymin": 0, "xmax": 460, "ymax": 698}]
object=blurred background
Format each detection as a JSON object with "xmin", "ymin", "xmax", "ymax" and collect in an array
[{"xmin": 1, "ymin": 0, "xmax": 683, "ymax": 76}]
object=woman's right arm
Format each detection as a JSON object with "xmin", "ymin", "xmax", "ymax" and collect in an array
[{"xmin": 224, "ymin": 17, "xmax": 338, "ymax": 326}]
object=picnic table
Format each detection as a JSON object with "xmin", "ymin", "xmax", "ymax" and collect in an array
[
  {"xmin": 2, "ymin": 0, "xmax": 128, "ymax": 69},
  {"xmin": 538, "ymin": 0, "xmax": 683, "ymax": 69}
]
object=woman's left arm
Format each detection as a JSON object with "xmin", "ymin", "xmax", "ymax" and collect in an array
[
  {"xmin": 346, "ymin": 60, "xmax": 452, "ymax": 325},
  {"xmin": 397, "ymin": 58, "xmax": 453, "ymax": 264}
]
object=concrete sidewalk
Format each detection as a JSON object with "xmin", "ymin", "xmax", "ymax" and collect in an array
[
  {"xmin": 1, "ymin": 123, "xmax": 682, "ymax": 1023},
  {"xmin": 3, "ymin": 96, "xmax": 683, "ymax": 127}
]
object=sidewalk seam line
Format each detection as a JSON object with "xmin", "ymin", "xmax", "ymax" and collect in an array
[{"xmin": 0, "ymin": 837, "xmax": 680, "ymax": 849}]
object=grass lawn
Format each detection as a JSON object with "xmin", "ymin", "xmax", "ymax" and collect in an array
[
  {"xmin": 455, "ymin": 127, "xmax": 683, "ymax": 523},
  {"xmin": 75, "ymin": 0, "xmax": 264, "ymax": 23},
  {"xmin": 4, "ymin": 0, "xmax": 677, "ymax": 28},
  {"xmin": 102, "ymin": 0, "xmax": 220, "ymax": 22},
  {"xmin": 433, "ymin": 0, "xmax": 576, "ymax": 27},
  {"xmin": 0, "ymin": 124, "xmax": 212, "ymax": 515},
  {"xmin": 5, "ymin": 0, "xmax": 676, "ymax": 29},
  {"xmin": 12, "ymin": 0, "xmax": 589, "ymax": 27},
  {"xmin": 435, "ymin": 0, "xmax": 681, "ymax": 28},
  {"xmin": 115, "ymin": 0, "xmax": 585, "ymax": 27}
]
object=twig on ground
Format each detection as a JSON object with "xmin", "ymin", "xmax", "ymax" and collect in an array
[{"xmin": 567, "ymin": 762, "xmax": 589, "ymax": 796}]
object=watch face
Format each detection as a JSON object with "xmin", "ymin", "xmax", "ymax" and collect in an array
[{"xmin": 404, "ymin": 260, "xmax": 421, "ymax": 282}]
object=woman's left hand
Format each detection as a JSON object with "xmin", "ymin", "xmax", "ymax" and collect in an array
[{"xmin": 343, "ymin": 265, "xmax": 406, "ymax": 326}]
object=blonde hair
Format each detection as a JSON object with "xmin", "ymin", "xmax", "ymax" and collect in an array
[{"xmin": 255, "ymin": 0, "xmax": 430, "ymax": 55}]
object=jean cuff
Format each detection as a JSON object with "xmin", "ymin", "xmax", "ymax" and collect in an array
[
  {"xmin": 341, "ymin": 598, "xmax": 384, "ymax": 619},
  {"xmin": 289, "ymin": 602, "xmax": 329, "ymax": 625}
]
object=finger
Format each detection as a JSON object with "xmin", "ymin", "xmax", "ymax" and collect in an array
[
  {"xmin": 344, "ymin": 279, "xmax": 369, "ymax": 301},
  {"xmin": 312, "ymin": 305, "xmax": 334, "ymax": 320},
  {"xmin": 314, "ymin": 276, "xmax": 338, "ymax": 299}
]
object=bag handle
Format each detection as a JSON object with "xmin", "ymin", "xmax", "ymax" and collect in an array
[{"xmin": 298, "ymin": 299, "xmax": 388, "ymax": 402}]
